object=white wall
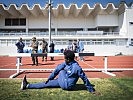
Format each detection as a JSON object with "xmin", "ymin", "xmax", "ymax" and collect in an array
[
  {"xmin": 84, "ymin": 45, "xmax": 133, "ymax": 56},
  {"xmin": 27, "ymin": 15, "xmax": 96, "ymax": 29},
  {"xmin": 28, "ymin": 14, "xmax": 119, "ymax": 29},
  {"xmin": 126, "ymin": 9, "xmax": 133, "ymax": 37},
  {"xmin": 0, "ymin": 46, "xmax": 17, "ymax": 56},
  {"xmin": 118, "ymin": 9, "xmax": 133, "ymax": 37},
  {"xmin": 119, "ymin": 11, "xmax": 127, "ymax": 36},
  {"xmin": 0, "ymin": 45, "xmax": 133, "ymax": 56},
  {"xmin": 28, "ymin": 16, "xmax": 49, "ymax": 28},
  {"xmin": 96, "ymin": 14, "xmax": 118, "ymax": 26}
]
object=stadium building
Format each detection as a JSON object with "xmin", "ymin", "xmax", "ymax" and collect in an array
[{"xmin": 0, "ymin": 2, "xmax": 133, "ymax": 56}]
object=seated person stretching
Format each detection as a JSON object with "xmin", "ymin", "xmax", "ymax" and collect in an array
[{"xmin": 21, "ymin": 50, "xmax": 96, "ymax": 94}]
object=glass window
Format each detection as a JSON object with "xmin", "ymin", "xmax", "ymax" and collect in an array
[
  {"xmin": 12, "ymin": 19, "xmax": 19, "ymax": 26},
  {"xmin": 56, "ymin": 42, "xmax": 62, "ymax": 45},
  {"xmin": 5, "ymin": 19, "xmax": 11, "ymax": 26},
  {"xmin": 95, "ymin": 41, "xmax": 102, "ymax": 45},
  {"xmin": 5, "ymin": 18, "xmax": 26, "ymax": 26},
  {"xmin": 131, "ymin": 39, "xmax": 133, "ymax": 44},
  {"xmin": 20, "ymin": 18, "xmax": 26, "ymax": 26},
  {"xmin": 129, "ymin": 22, "xmax": 133, "ymax": 25}
]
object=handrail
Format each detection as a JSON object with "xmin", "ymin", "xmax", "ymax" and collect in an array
[{"xmin": 0, "ymin": 32, "xmax": 120, "ymax": 37}]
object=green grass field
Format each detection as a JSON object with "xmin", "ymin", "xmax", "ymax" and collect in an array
[{"xmin": 0, "ymin": 78, "xmax": 133, "ymax": 100}]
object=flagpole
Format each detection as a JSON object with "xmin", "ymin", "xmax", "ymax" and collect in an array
[{"xmin": 48, "ymin": 0, "xmax": 51, "ymax": 45}]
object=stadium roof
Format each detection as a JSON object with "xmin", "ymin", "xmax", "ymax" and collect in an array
[{"xmin": 0, "ymin": 3, "xmax": 132, "ymax": 18}]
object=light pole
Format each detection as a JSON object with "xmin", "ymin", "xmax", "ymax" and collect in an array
[{"xmin": 48, "ymin": 0, "xmax": 52, "ymax": 46}]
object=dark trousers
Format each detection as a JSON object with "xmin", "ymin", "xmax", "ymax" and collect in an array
[
  {"xmin": 50, "ymin": 50, "xmax": 54, "ymax": 61},
  {"xmin": 42, "ymin": 48, "xmax": 47, "ymax": 61},
  {"xmin": 32, "ymin": 50, "xmax": 38, "ymax": 65}
]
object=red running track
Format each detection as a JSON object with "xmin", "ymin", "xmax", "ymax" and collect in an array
[{"xmin": 0, "ymin": 56, "xmax": 133, "ymax": 78}]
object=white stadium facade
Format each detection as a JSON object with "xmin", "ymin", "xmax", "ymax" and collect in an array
[{"xmin": 0, "ymin": 2, "xmax": 133, "ymax": 56}]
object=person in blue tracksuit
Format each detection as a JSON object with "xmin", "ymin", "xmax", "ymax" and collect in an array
[
  {"xmin": 15, "ymin": 37, "xmax": 25, "ymax": 66},
  {"xmin": 20, "ymin": 50, "xmax": 96, "ymax": 93}
]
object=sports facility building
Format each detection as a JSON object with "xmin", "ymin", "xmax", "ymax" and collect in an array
[{"xmin": 0, "ymin": 2, "xmax": 133, "ymax": 56}]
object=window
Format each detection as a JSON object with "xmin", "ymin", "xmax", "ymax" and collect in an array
[
  {"xmin": 129, "ymin": 22, "xmax": 133, "ymax": 25},
  {"xmin": 5, "ymin": 19, "xmax": 11, "ymax": 26},
  {"xmin": 20, "ymin": 18, "xmax": 26, "ymax": 25},
  {"xmin": 5, "ymin": 18, "xmax": 26, "ymax": 26},
  {"xmin": 12, "ymin": 19, "xmax": 19, "ymax": 26}
]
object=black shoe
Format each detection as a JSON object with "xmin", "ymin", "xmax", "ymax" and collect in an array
[
  {"xmin": 20, "ymin": 75, "xmax": 28, "ymax": 90},
  {"xmin": 32, "ymin": 64, "xmax": 35, "ymax": 66},
  {"xmin": 51, "ymin": 57, "xmax": 54, "ymax": 61},
  {"xmin": 45, "ymin": 58, "xmax": 47, "ymax": 62}
]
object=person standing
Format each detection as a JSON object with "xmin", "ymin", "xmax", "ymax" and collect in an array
[
  {"xmin": 40, "ymin": 38, "xmax": 48, "ymax": 62},
  {"xmin": 15, "ymin": 37, "xmax": 25, "ymax": 66},
  {"xmin": 72, "ymin": 40, "xmax": 78, "ymax": 60},
  {"xmin": 20, "ymin": 50, "xmax": 96, "ymax": 95},
  {"xmin": 29, "ymin": 37, "xmax": 39, "ymax": 66},
  {"xmin": 72, "ymin": 40, "xmax": 78, "ymax": 53},
  {"xmin": 49, "ymin": 41, "xmax": 55, "ymax": 61},
  {"xmin": 77, "ymin": 39, "xmax": 84, "ymax": 61},
  {"xmin": 67, "ymin": 40, "xmax": 72, "ymax": 50}
]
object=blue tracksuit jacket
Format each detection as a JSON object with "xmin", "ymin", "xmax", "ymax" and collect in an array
[
  {"xmin": 15, "ymin": 41, "xmax": 25, "ymax": 53},
  {"xmin": 47, "ymin": 60, "xmax": 95, "ymax": 92}
]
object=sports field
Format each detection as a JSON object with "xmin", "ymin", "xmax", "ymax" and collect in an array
[
  {"xmin": 0, "ymin": 78, "xmax": 133, "ymax": 100},
  {"xmin": 0, "ymin": 56, "xmax": 133, "ymax": 100},
  {"xmin": 0, "ymin": 56, "xmax": 133, "ymax": 78}
]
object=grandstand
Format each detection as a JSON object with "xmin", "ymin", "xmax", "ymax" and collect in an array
[{"xmin": 0, "ymin": 2, "xmax": 133, "ymax": 56}]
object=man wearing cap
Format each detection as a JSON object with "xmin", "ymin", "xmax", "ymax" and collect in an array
[{"xmin": 29, "ymin": 37, "xmax": 39, "ymax": 66}]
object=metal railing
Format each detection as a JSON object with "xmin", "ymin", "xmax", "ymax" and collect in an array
[{"xmin": 0, "ymin": 31, "xmax": 120, "ymax": 37}]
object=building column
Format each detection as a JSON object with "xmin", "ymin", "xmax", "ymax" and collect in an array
[
  {"xmin": 55, "ymin": 28, "xmax": 57, "ymax": 35},
  {"xmin": 83, "ymin": 28, "xmax": 88, "ymax": 31},
  {"xmin": 26, "ymin": 18, "xmax": 29, "ymax": 33}
]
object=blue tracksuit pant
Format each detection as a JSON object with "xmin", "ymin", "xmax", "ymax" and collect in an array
[{"xmin": 27, "ymin": 70, "xmax": 69, "ymax": 90}]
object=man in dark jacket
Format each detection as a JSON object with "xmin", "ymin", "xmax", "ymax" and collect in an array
[
  {"xmin": 40, "ymin": 38, "xmax": 48, "ymax": 62},
  {"xmin": 21, "ymin": 50, "xmax": 96, "ymax": 94},
  {"xmin": 15, "ymin": 37, "xmax": 25, "ymax": 66},
  {"xmin": 49, "ymin": 41, "xmax": 55, "ymax": 61}
]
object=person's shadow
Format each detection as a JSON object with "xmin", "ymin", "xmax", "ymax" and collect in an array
[{"xmin": 71, "ymin": 84, "xmax": 95, "ymax": 91}]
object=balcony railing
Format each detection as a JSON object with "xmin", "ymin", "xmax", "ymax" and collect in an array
[{"xmin": 0, "ymin": 31, "xmax": 120, "ymax": 37}]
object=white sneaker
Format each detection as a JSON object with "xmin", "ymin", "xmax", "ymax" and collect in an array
[{"xmin": 16, "ymin": 63, "xmax": 22, "ymax": 66}]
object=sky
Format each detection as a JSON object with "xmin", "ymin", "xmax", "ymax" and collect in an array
[{"xmin": 0, "ymin": 0, "xmax": 132, "ymax": 7}]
